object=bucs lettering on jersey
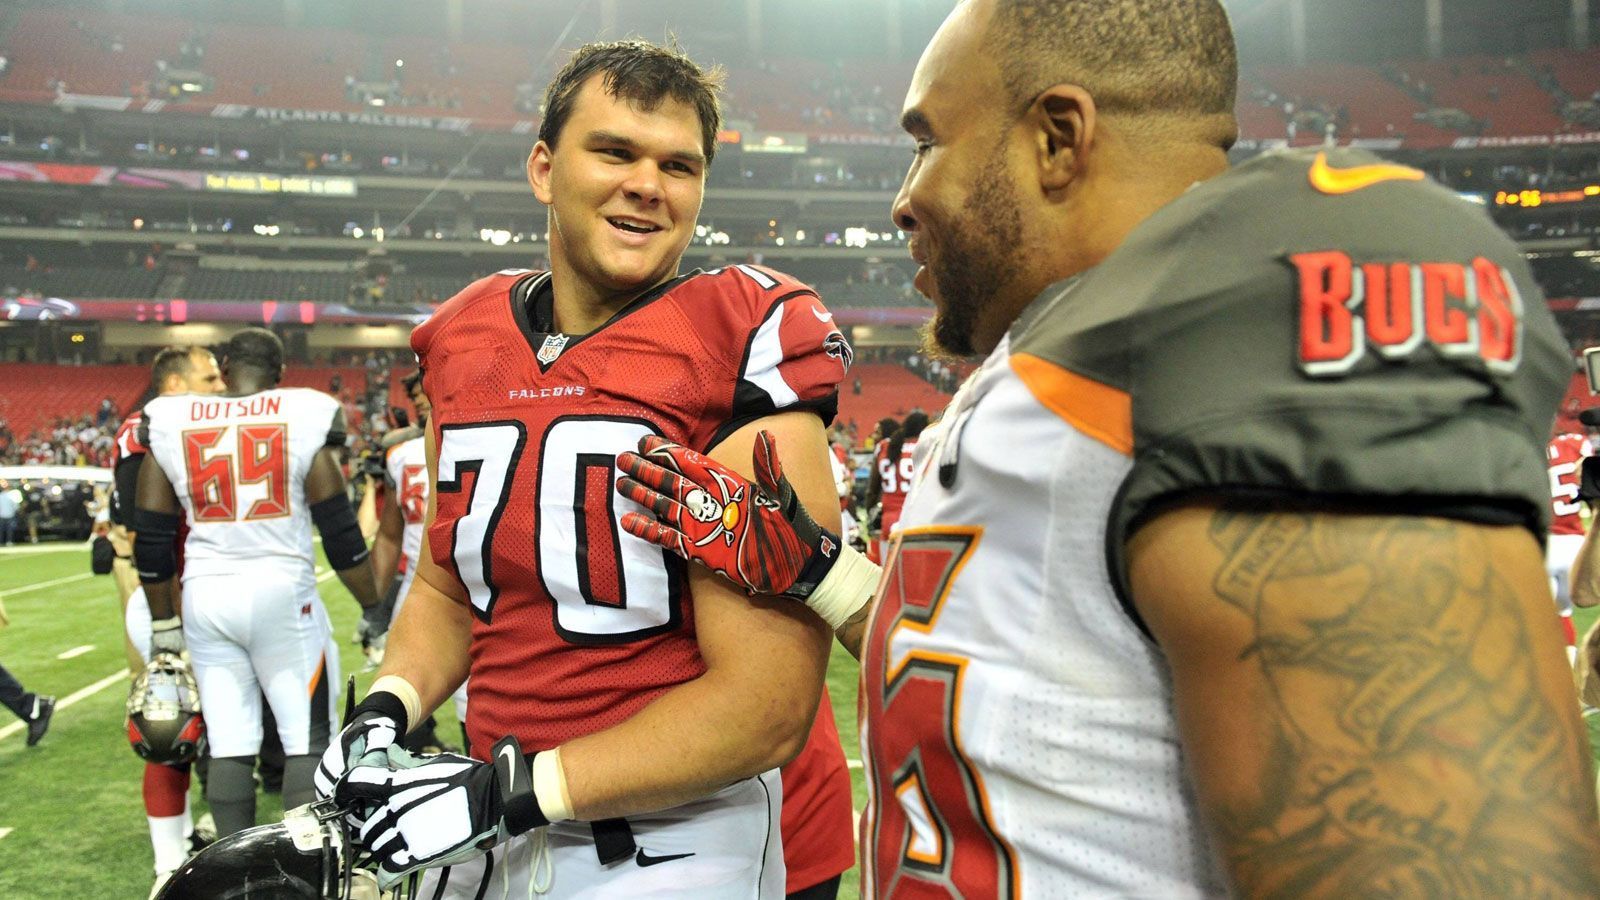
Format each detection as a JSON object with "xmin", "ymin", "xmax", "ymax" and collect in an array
[
  {"xmin": 141, "ymin": 389, "xmax": 346, "ymax": 579},
  {"xmin": 1548, "ymin": 432, "xmax": 1590, "ymax": 536},
  {"xmin": 413, "ymin": 264, "xmax": 848, "ymax": 755},
  {"xmin": 384, "ymin": 434, "xmax": 428, "ymax": 567},
  {"xmin": 859, "ymin": 148, "xmax": 1568, "ymax": 896}
]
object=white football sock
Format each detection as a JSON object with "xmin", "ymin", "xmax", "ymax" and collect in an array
[{"xmin": 148, "ymin": 812, "xmax": 190, "ymax": 873}]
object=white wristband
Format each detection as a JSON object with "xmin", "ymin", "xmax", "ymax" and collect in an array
[
  {"xmin": 368, "ymin": 675, "xmax": 422, "ymax": 731},
  {"xmin": 532, "ymin": 747, "xmax": 574, "ymax": 822},
  {"xmin": 807, "ymin": 544, "xmax": 880, "ymax": 630}
]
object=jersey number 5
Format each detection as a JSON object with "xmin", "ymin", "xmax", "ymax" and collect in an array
[
  {"xmin": 182, "ymin": 425, "xmax": 289, "ymax": 522},
  {"xmin": 436, "ymin": 418, "xmax": 680, "ymax": 642},
  {"xmin": 864, "ymin": 528, "xmax": 1017, "ymax": 899}
]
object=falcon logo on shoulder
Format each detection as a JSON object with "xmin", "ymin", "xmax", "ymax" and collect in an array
[
  {"xmin": 537, "ymin": 334, "xmax": 570, "ymax": 366},
  {"xmin": 1292, "ymin": 251, "xmax": 1523, "ymax": 378},
  {"xmin": 823, "ymin": 331, "xmax": 853, "ymax": 371}
]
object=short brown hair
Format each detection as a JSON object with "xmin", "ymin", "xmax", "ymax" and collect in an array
[
  {"xmin": 149, "ymin": 345, "xmax": 205, "ymax": 394},
  {"xmin": 988, "ymin": 0, "xmax": 1238, "ymax": 147},
  {"xmin": 538, "ymin": 39, "xmax": 725, "ymax": 165}
]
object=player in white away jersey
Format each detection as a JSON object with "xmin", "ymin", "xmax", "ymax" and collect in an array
[
  {"xmin": 134, "ymin": 327, "xmax": 386, "ymax": 839},
  {"xmin": 616, "ymin": 0, "xmax": 1600, "ymax": 894},
  {"xmin": 369, "ymin": 372, "xmax": 470, "ymax": 749}
]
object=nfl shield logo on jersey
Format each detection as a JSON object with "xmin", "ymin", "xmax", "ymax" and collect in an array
[{"xmin": 538, "ymin": 334, "xmax": 570, "ymax": 365}]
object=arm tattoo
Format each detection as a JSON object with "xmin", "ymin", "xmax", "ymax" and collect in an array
[{"xmin": 1205, "ymin": 509, "xmax": 1600, "ymax": 898}]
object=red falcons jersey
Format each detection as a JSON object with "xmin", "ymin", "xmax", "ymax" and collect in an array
[
  {"xmin": 115, "ymin": 411, "xmax": 148, "ymax": 463},
  {"xmin": 874, "ymin": 438, "xmax": 919, "ymax": 522},
  {"xmin": 1548, "ymin": 432, "xmax": 1591, "ymax": 536},
  {"xmin": 413, "ymin": 265, "xmax": 850, "ymax": 755}
]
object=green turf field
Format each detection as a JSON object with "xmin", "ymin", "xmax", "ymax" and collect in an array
[
  {"xmin": 1, "ymin": 543, "xmax": 1595, "ymax": 898},
  {"xmin": 0, "ymin": 545, "xmax": 867, "ymax": 899}
]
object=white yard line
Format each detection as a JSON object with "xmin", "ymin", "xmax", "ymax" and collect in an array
[
  {"xmin": 0, "ymin": 573, "xmax": 94, "ymax": 599},
  {"xmin": 56, "ymin": 645, "xmax": 95, "ymax": 660},
  {"xmin": 0, "ymin": 668, "xmax": 129, "ymax": 743},
  {"xmin": 0, "ymin": 827, "xmax": 12, "ymax": 842},
  {"xmin": 0, "ymin": 568, "xmax": 350, "ymax": 743},
  {"xmin": 847, "ymin": 758, "xmax": 863, "ymax": 769},
  {"xmin": 0, "ymin": 543, "xmax": 88, "ymax": 556}
]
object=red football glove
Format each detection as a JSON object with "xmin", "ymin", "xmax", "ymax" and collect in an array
[{"xmin": 615, "ymin": 431, "xmax": 841, "ymax": 600}]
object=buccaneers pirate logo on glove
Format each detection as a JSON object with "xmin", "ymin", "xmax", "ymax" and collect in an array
[{"xmin": 615, "ymin": 432, "xmax": 838, "ymax": 600}]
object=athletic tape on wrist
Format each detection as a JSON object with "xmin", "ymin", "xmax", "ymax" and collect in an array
[
  {"xmin": 532, "ymin": 748, "xmax": 574, "ymax": 822},
  {"xmin": 367, "ymin": 675, "xmax": 421, "ymax": 731},
  {"xmin": 807, "ymin": 544, "xmax": 879, "ymax": 630}
]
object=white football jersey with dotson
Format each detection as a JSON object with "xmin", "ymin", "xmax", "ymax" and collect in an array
[{"xmin": 142, "ymin": 388, "xmax": 345, "ymax": 579}]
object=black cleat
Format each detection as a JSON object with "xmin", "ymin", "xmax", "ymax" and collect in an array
[{"xmin": 25, "ymin": 696, "xmax": 55, "ymax": 747}]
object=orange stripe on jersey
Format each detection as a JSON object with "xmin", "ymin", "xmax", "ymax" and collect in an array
[
  {"xmin": 307, "ymin": 653, "xmax": 325, "ymax": 699},
  {"xmin": 1010, "ymin": 352, "xmax": 1133, "ymax": 456}
]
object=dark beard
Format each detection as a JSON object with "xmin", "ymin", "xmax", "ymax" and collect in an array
[{"xmin": 925, "ymin": 152, "xmax": 1024, "ymax": 359}]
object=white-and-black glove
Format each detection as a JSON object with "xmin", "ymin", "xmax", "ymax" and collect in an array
[
  {"xmin": 314, "ymin": 691, "xmax": 406, "ymax": 803},
  {"xmin": 338, "ymin": 736, "xmax": 547, "ymax": 889},
  {"xmin": 150, "ymin": 616, "xmax": 185, "ymax": 657}
]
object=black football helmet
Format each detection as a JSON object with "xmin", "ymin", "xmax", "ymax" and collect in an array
[
  {"xmin": 157, "ymin": 801, "xmax": 405, "ymax": 899},
  {"xmin": 127, "ymin": 652, "xmax": 206, "ymax": 766}
]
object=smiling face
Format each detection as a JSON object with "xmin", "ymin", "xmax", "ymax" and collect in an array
[
  {"xmin": 528, "ymin": 74, "xmax": 708, "ymax": 306},
  {"xmin": 892, "ymin": 1, "xmax": 1033, "ymax": 358}
]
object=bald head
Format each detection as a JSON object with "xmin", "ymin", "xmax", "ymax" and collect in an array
[{"xmin": 986, "ymin": 0, "xmax": 1238, "ymax": 147}]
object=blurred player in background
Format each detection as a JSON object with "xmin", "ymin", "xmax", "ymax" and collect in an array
[
  {"xmin": 110, "ymin": 345, "xmax": 224, "ymax": 896},
  {"xmin": 0, "ymin": 661, "xmax": 51, "ymax": 746},
  {"xmin": 1546, "ymin": 428, "xmax": 1592, "ymax": 664},
  {"xmin": 367, "ymin": 371, "xmax": 469, "ymax": 753},
  {"xmin": 869, "ymin": 410, "xmax": 925, "ymax": 561},
  {"xmin": 134, "ymin": 327, "xmax": 385, "ymax": 839},
  {"xmin": 861, "ymin": 416, "xmax": 897, "ymax": 561}
]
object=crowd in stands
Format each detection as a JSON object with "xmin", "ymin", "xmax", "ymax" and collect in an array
[{"xmin": 0, "ymin": 400, "xmax": 121, "ymax": 467}]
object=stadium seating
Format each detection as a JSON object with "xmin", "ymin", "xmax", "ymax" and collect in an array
[
  {"xmin": 182, "ymin": 270, "xmax": 355, "ymax": 303},
  {"xmin": 835, "ymin": 363, "xmax": 950, "ymax": 436},
  {"xmin": 1252, "ymin": 62, "xmax": 1458, "ymax": 145},
  {"xmin": 10, "ymin": 7, "xmax": 1600, "ymax": 141},
  {"xmin": 1532, "ymin": 48, "xmax": 1600, "ymax": 104},
  {"xmin": 0, "ymin": 265, "xmax": 164, "ymax": 300},
  {"xmin": 0, "ymin": 363, "xmax": 146, "ymax": 442},
  {"xmin": 1395, "ymin": 56, "xmax": 1566, "ymax": 137}
]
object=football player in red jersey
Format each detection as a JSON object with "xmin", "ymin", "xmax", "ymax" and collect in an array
[
  {"xmin": 869, "ymin": 410, "xmax": 926, "ymax": 560},
  {"xmin": 318, "ymin": 40, "xmax": 851, "ymax": 897},
  {"xmin": 618, "ymin": 0, "xmax": 1600, "ymax": 895},
  {"xmin": 1545, "ymin": 430, "xmax": 1593, "ymax": 665},
  {"xmin": 109, "ymin": 345, "xmax": 224, "ymax": 898}
]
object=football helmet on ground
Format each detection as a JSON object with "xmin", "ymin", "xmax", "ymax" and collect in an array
[
  {"xmin": 156, "ymin": 801, "xmax": 397, "ymax": 899},
  {"xmin": 127, "ymin": 653, "xmax": 206, "ymax": 766}
]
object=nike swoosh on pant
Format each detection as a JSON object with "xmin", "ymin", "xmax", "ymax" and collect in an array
[{"xmin": 635, "ymin": 850, "xmax": 696, "ymax": 867}]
